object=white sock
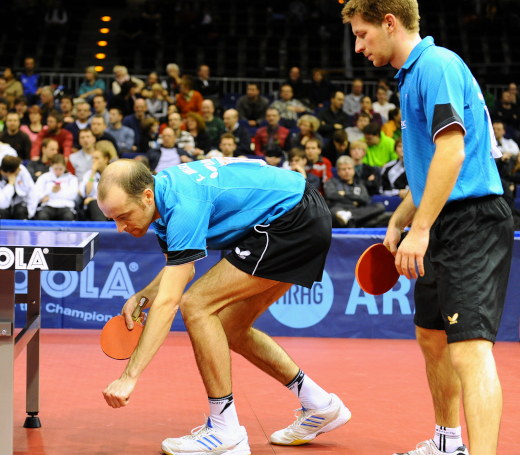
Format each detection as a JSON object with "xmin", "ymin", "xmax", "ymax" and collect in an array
[
  {"xmin": 434, "ymin": 425, "xmax": 463, "ymax": 453},
  {"xmin": 208, "ymin": 394, "xmax": 240, "ymax": 432},
  {"xmin": 286, "ymin": 370, "xmax": 331, "ymax": 410}
]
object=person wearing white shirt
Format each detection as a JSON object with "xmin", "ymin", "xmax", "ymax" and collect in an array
[
  {"xmin": 69, "ymin": 128, "xmax": 96, "ymax": 181},
  {"xmin": 493, "ymin": 121, "xmax": 519, "ymax": 159},
  {"xmin": 372, "ymin": 87, "xmax": 396, "ymax": 124},
  {"xmin": 34, "ymin": 154, "xmax": 78, "ymax": 220},
  {"xmin": 0, "ymin": 155, "xmax": 38, "ymax": 219},
  {"xmin": 79, "ymin": 148, "xmax": 111, "ymax": 221},
  {"xmin": 0, "ymin": 141, "xmax": 17, "ymax": 162}
]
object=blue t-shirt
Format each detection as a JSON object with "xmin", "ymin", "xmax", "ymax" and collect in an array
[
  {"xmin": 395, "ymin": 36, "xmax": 502, "ymax": 207},
  {"xmin": 152, "ymin": 157, "xmax": 306, "ymax": 265}
]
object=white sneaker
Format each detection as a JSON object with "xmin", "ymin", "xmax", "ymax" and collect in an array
[
  {"xmin": 270, "ymin": 393, "xmax": 351, "ymax": 446},
  {"xmin": 161, "ymin": 419, "xmax": 250, "ymax": 455},
  {"xmin": 336, "ymin": 210, "xmax": 352, "ymax": 226},
  {"xmin": 393, "ymin": 439, "xmax": 469, "ymax": 455}
]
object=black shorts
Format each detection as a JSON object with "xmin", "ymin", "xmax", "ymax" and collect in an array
[
  {"xmin": 414, "ymin": 195, "xmax": 514, "ymax": 343},
  {"xmin": 225, "ymin": 183, "xmax": 332, "ymax": 288}
]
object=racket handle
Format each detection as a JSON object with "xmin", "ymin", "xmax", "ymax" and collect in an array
[{"xmin": 131, "ymin": 296, "xmax": 149, "ymax": 321}]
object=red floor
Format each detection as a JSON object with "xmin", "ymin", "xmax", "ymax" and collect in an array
[{"xmin": 10, "ymin": 330, "xmax": 520, "ymax": 455}]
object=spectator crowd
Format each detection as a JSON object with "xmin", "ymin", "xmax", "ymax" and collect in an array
[{"xmin": 1, "ymin": 57, "xmax": 518, "ymax": 228}]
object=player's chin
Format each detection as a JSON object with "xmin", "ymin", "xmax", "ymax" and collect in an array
[{"xmin": 128, "ymin": 228, "xmax": 147, "ymax": 238}]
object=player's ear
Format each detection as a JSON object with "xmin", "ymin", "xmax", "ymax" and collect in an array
[
  {"xmin": 143, "ymin": 188, "xmax": 154, "ymax": 206},
  {"xmin": 384, "ymin": 14, "xmax": 397, "ymax": 32}
]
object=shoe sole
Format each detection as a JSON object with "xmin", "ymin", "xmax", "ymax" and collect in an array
[
  {"xmin": 271, "ymin": 404, "xmax": 352, "ymax": 446},
  {"xmin": 162, "ymin": 437, "xmax": 251, "ymax": 455}
]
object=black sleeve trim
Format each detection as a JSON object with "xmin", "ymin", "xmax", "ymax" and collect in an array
[
  {"xmin": 166, "ymin": 249, "xmax": 207, "ymax": 265},
  {"xmin": 156, "ymin": 235, "xmax": 168, "ymax": 253},
  {"xmin": 431, "ymin": 103, "xmax": 464, "ymax": 139}
]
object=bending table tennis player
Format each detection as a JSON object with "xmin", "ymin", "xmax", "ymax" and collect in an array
[{"xmin": 97, "ymin": 157, "xmax": 351, "ymax": 455}]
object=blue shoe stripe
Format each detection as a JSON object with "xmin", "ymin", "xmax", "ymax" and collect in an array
[
  {"xmin": 309, "ymin": 415, "xmax": 326, "ymax": 420},
  {"xmin": 302, "ymin": 423, "xmax": 320, "ymax": 428},
  {"xmin": 196, "ymin": 439, "xmax": 213, "ymax": 450},
  {"xmin": 306, "ymin": 418, "xmax": 324, "ymax": 423},
  {"xmin": 203, "ymin": 436, "xmax": 222, "ymax": 448},
  {"xmin": 208, "ymin": 435, "xmax": 222, "ymax": 445}
]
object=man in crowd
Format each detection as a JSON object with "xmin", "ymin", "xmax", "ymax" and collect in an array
[
  {"xmin": 254, "ymin": 107, "xmax": 290, "ymax": 156},
  {"xmin": 0, "ymin": 112, "xmax": 31, "ymax": 160},
  {"xmin": 107, "ymin": 108, "xmax": 135, "ymax": 156},
  {"xmin": 236, "ymin": 83, "xmax": 269, "ymax": 128}
]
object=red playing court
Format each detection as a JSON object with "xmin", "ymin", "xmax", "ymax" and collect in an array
[{"xmin": 13, "ymin": 330, "xmax": 520, "ymax": 455}]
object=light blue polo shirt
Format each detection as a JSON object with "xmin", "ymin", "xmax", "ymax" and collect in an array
[
  {"xmin": 151, "ymin": 157, "xmax": 306, "ymax": 265},
  {"xmin": 395, "ymin": 36, "xmax": 502, "ymax": 207}
]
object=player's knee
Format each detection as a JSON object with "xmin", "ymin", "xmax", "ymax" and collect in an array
[
  {"xmin": 179, "ymin": 292, "xmax": 206, "ymax": 325},
  {"xmin": 416, "ymin": 327, "xmax": 447, "ymax": 360}
]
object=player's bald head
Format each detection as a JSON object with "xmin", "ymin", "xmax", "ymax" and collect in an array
[{"xmin": 98, "ymin": 159, "xmax": 154, "ymax": 203}]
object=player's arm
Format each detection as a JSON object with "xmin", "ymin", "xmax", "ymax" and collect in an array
[
  {"xmin": 103, "ymin": 263, "xmax": 194, "ymax": 408},
  {"xmin": 396, "ymin": 124, "xmax": 465, "ymax": 279},
  {"xmin": 384, "ymin": 190, "xmax": 416, "ymax": 254}
]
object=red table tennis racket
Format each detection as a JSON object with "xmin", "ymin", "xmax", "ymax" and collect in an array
[
  {"xmin": 100, "ymin": 296, "xmax": 148, "ymax": 360},
  {"xmin": 355, "ymin": 243, "xmax": 400, "ymax": 295}
]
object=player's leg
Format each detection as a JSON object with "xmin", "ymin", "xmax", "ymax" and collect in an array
[
  {"xmin": 448, "ymin": 339, "xmax": 501, "ymax": 455},
  {"xmin": 218, "ymin": 287, "xmax": 351, "ymax": 446},
  {"xmin": 416, "ymin": 327, "xmax": 461, "ymax": 428}
]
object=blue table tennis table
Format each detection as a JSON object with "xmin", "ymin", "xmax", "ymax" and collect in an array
[{"xmin": 0, "ymin": 230, "xmax": 98, "ymax": 455}]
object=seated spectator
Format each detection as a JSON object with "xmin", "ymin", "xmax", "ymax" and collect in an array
[
  {"xmin": 38, "ymin": 86, "xmax": 56, "ymax": 122},
  {"xmin": 0, "ymin": 140, "xmax": 17, "ymax": 163},
  {"xmin": 284, "ymin": 66, "xmax": 307, "ymax": 101},
  {"xmin": 90, "ymin": 94, "xmax": 110, "ymax": 125},
  {"xmin": 0, "ymin": 112, "xmax": 31, "ymax": 160},
  {"xmin": 254, "ymin": 107, "xmax": 290, "ymax": 156},
  {"xmin": 79, "ymin": 148, "xmax": 111, "ymax": 221},
  {"xmin": 380, "ymin": 138, "xmax": 408, "ymax": 198},
  {"xmin": 34, "ymin": 154, "xmax": 78, "ymax": 221},
  {"xmin": 77, "ymin": 66, "xmax": 106, "ymax": 102},
  {"xmin": 162, "ymin": 63, "xmax": 182, "ymax": 104},
  {"xmin": 109, "ymin": 80, "xmax": 138, "ymax": 117},
  {"xmin": 346, "ymin": 111, "xmax": 370, "ymax": 143},
  {"xmin": 123, "ymin": 98, "xmax": 149, "ymax": 152},
  {"xmin": 349, "ymin": 140, "xmax": 381, "ymax": 196},
  {"xmin": 236, "ymin": 83, "xmax": 269, "ymax": 127},
  {"xmin": 31, "ymin": 111, "xmax": 73, "ymax": 161},
  {"xmin": 304, "ymin": 138, "xmax": 332, "ymax": 193},
  {"xmin": 493, "ymin": 90, "xmax": 520, "ymax": 140},
  {"xmin": 64, "ymin": 101, "xmax": 91, "ymax": 149},
  {"xmin": 95, "ymin": 140, "xmax": 118, "ymax": 162},
  {"xmin": 322, "ymin": 129, "xmax": 349, "ymax": 167},
  {"xmin": 59, "ymin": 95, "xmax": 75, "ymax": 124},
  {"xmin": 111, "ymin": 65, "xmax": 144, "ymax": 96},
  {"xmin": 270, "ymin": 84, "xmax": 308, "ymax": 127},
  {"xmin": 372, "ymin": 87, "xmax": 396, "ymax": 123},
  {"xmin": 140, "ymin": 71, "xmax": 161, "ymax": 99},
  {"xmin": 90, "ymin": 115, "xmax": 119, "ymax": 154},
  {"xmin": 184, "ymin": 112, "xmax": 210, "ymax": 157},
  {"xmin": 363, "ymin": 122, "xmax": 397, "ymax": 167},
  {"xmin": 382, "ymin": 107, "xmax": 402, "ymax": 141},
  {"xmin": 358, "ymin": 96, "xmax": 383, "ymax": 126},
  {"xmin": 287, "ymin": 147, "xmax": 320, "ymax": 189},
  {"xmin": 0, "ymin": 155, "xmax": 37, "ymax": 219},
  {"xmin": 14, "ymin": 96, "xmax": 30, "ymax": 126},
  {"xmin": 216, "ymin": 132, "xmax": 241, "ymax": 157},
  {"xmin": 0, "ymin": 98, "xmax": 7, "ymax": 132},
  {"xmin": 175, "ymin": 75, "xmax": 203, "ymax": 118},
  {"xmin": 201, "ymin": 99, "xmax": 225, "ymax": 148},
  {"xmin": 3, "ymin": 68, "xmax": 24, "ymax": 109},
  {"xmin": 318, "ymin": 90, "xmax": 351, "ymax": 140},
  {"xmin": 264, "ymin": 146, "xmax": 285, "ymax": 168},
  {"xmin": 324, "ymin": 155, "xmax": 387, "ymax": 227},
  {"xmin": 139, "ymin": 117, "xmax": 160, "ymax": 155},
  {"xmin": 343, "ymin": 78, "xmax": 364, "ymax": 117},
  {"xmin": 26, "ymin": 138, "xmax": 59, "ymax": 181},
  {"xmin": 147, "ymin": 127, "xmax": 191, "ymax": 172},
  {"xmin": 194, "ymin": 64, "xmax": 220, "ymax": 101},
  {"xmin": 167, "ymin": 112, "xmax": 196, "ymax": 152},
  {"xmin": 306, "ymin": 68, "xmax": 335, "ymax": 110},
  {"xmin": 289, "ymin": 114, "xmax": 323, "ymax": 150},
  {"xmin": 19, "ymin": 56, "xmax": 41, "ymax": 104},
  {"xmin": 69, "ymin": 128, "xmax": 96, "ymax": 181},
  {"xmin": 223, "ymin": 108, "xmax": 251, "ymax": 155},
  {"xmin": 493, "ymin": 120, "xmax": 519, "ymax": 159},
  {"xmin": 106, "ymin": 108, "xmax": 135, "ymax": 155},
  {"xmin": 146, "ymin": 84, "xmax": 169, "ymax": 120}
]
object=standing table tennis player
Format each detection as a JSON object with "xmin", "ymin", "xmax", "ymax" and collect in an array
[
  {"xmin": 342, "ymin": 2, "xmax": 513, "ymax": 455},
  {"xmin": 97, "ymin": 158, "xmax": 351, "ymax": 455}
]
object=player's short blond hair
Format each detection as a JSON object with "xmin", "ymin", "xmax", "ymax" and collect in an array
[{"xmin": 342, "ymin": 0, "xmax": 420, "ymax": 33}]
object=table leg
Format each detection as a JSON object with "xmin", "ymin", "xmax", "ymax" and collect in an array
[
  {"xmin": 24, "ymin": 271, "xmax": 41, "ymax": 428},
  {"xmin": 0, "ymin": 270, "xmax": 15, "ymax": 455}
]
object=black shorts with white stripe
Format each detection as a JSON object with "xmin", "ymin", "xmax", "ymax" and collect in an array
[{"xmin": 225, "ymin": 183, "xmax": 332, "ymax": 289}]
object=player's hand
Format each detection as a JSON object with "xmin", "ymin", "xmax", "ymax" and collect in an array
[
  {"xmin": 103, "ymin": 376, "xmax": 137, "ymax": 408},
  {"xmin": 121, "ymin": 295, "xmax": 140, "ymax": 329},
  {"xmin": 383, "ymin": 223, "xmax": 402, "ymax": 256},
  {"xmin": 394, "ymin": 228, "xmax": 429, "ymax": 280}
]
